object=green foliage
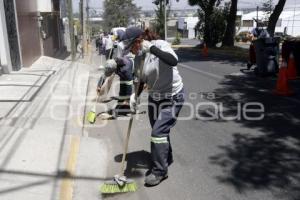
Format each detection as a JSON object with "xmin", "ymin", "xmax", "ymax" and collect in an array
[
  {"xmin": 172, "ymin": 32, "xmax": 181, "ymax": 45},
  {"xmin": 262, "ymin": 0, "xmax": 274, "ymax": 18},
  {"xmin": 188, "ymin": 0, "xmax": 223, "ymax": 47},
  {"xmin": 154, "ymin": 1, "xmax": 171, "ymax": 39},
  {"xmin": 103, "ymin": 0, "xmax": 141, "ymax": 31},
  {"xmin": 195, "ymin": 6, "xmax": 228, "ymax": 47}
]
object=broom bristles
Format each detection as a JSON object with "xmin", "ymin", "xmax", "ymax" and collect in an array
[
  {"xmin": 100, "ymin": 181, "xmax": 137, "ymax": 194},
  {"xmin": 87, "ymin": 111, "xmax": 96, "ymax": 124}
]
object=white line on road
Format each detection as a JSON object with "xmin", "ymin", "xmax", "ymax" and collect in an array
[
  {"xmin": 178, "ymin": 63, "xmax": 300, "ymax": 106},
  {"xmin": 178, "ymin": 63, "xmax": 223, "ymax": 80},
  {"xmin": 285, "ymin": 96, "xmax": 300, "ymax": 105}
]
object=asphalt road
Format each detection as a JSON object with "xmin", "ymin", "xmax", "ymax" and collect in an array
[{"xmin": 85, "ymin": 46, "xmax": 300, "ymax": 200}]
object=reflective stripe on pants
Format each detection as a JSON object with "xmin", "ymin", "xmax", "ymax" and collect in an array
[{"xmin": 148, "ymin": 88, "xmax": 185, "ymax": 176}]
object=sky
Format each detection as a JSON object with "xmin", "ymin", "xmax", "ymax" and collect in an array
[{"xmin": 73, "ymin": 0, "xmax": 299, "ymax": 12}]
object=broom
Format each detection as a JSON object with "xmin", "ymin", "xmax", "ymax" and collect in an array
[
  {"xmin": 100, "ymin": 54, "xmax": 145, "ymax": 194},
  {"xmin": 87, "ymin": 48, "xmax": 115, "ymax": 123},
  {"xmin": 100, "ymin": 114, "xmax": 137, "ymax": 193},
  {"xmin": 87, "ymin": 75, "xmax": 105, "ymax": 124}
]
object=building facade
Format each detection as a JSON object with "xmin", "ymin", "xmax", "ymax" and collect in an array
[
  {"xmin": 0, "ymin": 0, "xmax": 67, "ymax": 74},
  {"xmin": 238, "ymin": 10, "xmax": 300, "ymax": 37}
]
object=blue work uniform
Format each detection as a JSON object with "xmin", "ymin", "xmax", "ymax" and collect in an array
[{"xmin": 136, "ymin": 40, "xmax": 185, "ymax": 176}]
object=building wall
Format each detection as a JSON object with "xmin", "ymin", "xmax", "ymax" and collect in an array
[
  {"xmin": 0, "ymin": 0, "xmax": 12, "ymax": 73},
  {"xmin": 38, "ymin": 0, "xmax": 52, "ymax": 12},
  {"xmin": 39, "ymin": 0, "xmax": 65, "ymax": 57},
  {"xmin": 239, "ymin": 11, "xmax": 300, "ymax": 37},
  {"xmin": 15, "ymin": 0, "xmax": 41, "ymax": 67},
  {"xmin": 178, "ymin": 17, "xmax": 198, "ymax": 39},
  {"xmin": 280, "ymin": 15, "xmax": 300, "ymax": 37},
  {"xmin": 3, "ymin": 0, "xmax": 22, "ymax": 70},
  {"xmin": 41, "ymin": 12, "xmax": 61, "ymax": 57}
]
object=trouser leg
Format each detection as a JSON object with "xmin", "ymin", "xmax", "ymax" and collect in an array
[
  {"xmin": 148, "ymin": 98, "xmax": 159, "ymax": 128},
  {"xmin": 148, "ymin": 91, "xmax": 184, "ymax": 176},
  {"xmin": 167, "ymin": 136, "xmax": 173, "ymax": 165},
  {"xmin": 105, "ymin": 49, "xmax": 110, "ymax": 60}
]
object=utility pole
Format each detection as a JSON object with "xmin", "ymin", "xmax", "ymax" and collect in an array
[
  {"xmin": 79, "ymin": 0, "xmax": 83, "ymax": 37},
  {"xmin": 86, "ymin": 0, "xmax": 90, "ymax": 43},
  {"xmin": 164, "ymin": 0, "xmax": 167, "ymax": 40},
  {"xmin": 79, "ymin": 0, "xmax": 84, "ymax": 57},
  {"xmin": 67, "ymin": 0, "xmax": 76, "ymax": 61},
  {"xmin": 256, "ymin": 6, "xmax": 259, "ymax": 27},
  {"xmin": 83, "ymin": 0, "xmax": 87, "ymax": 55}
]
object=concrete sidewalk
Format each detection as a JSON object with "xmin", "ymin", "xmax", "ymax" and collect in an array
[{"xmin": 0, "ymin": 56, "xmax": 107, "ymax": 200}]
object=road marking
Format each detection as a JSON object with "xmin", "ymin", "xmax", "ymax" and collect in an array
[
  {"xmin": 60, "ymin": 136, "xmax": 80, "ymax": 200},
  {"xmin": 179, "ymin": 63, "xmax": 300, "ymax": 105},
  {"xmin": 285, "ymin": 96, "xmax": 300, "ymax": 105},
  {"xmin": 229, "ymin": 72, "xmax": 246, "ymax": 76},
  {"xmin": 178, "ymin": 63, "xmax": 223, "ymax": 80}
]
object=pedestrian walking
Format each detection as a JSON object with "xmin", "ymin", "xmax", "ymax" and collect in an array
[{"xmin": 124, "ymin": 27, "xmax": 185, "ymax": 186}]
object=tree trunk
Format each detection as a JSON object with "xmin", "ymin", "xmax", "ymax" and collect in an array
[
  {"xmin": 222, "ymin": 0, "xmax": 238, "ymax": 46},
  {"xmin": 204, "ymin": 3, "xmax": 215, "ymax": 47},
  {"xmin": 267, "ymin": 0, "xmax": 286, "ymax": 36}
]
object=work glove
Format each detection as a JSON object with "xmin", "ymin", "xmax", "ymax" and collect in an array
[
  {"xmin": 104, "ymin": 59, "xmax": 117, "ymax": 77},
  {"xmin": 141, "ymin": 40, "xmax": 154, "ymax": 53},
  {"xmin": 130, "ymin": 93, "xmax": 139, "ymax": 113},
  {"xmin": 96, "ymin": 74, "xmax": 106, "ymax": 95}
]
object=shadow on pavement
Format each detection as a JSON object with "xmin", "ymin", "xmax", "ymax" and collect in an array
[
  {"xmin": 0, "ymin": 169, "xmax": 107, "ymax": 195},
  {"xmin": 114, "ymin": 150, "xmax": 152, "ymax": 178},
  {"xmin": 200, "ymin": 72, "xmax": 300, "ymax": 199},
  {"xmin": 175, "ymin": 48, "xmax": 248, "ymax": 67}
]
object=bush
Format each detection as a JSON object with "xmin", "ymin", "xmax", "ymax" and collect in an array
[{"xmin": 172, "ymin": 33, "xmax": 181, "ymax": 45}]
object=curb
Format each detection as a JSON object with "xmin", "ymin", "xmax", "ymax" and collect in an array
[{"xmin": 174, "ymin": 46, "xmax": 249, "ymax": 61}]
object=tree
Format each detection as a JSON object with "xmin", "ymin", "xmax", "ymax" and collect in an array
[
  {"xmin": 222, "ymin": 0, "xmax": 238, "ymax": 47},
  {"xmin": 103, "ymin": 0, "xmax": 141, "ymax": 31},
  {"xmin": 188, "ymin": 0, "xmax": 222, "ymax": 47},
  {"xmin": 262, "ymin": 0, "xmax": 274, "ymax": 18},
  {"xmin": 196, "ymin": 6, "xmax": 227, "ymax": 46},
  {"xmin": 154, "ymin": 0, "xmax": 170, "ymax": 39},
  {"xmin": 261, "ymin": 0, "xmax": 274, "ymax": 26},
  {"xmin": 267, "ymin": 0, "xmax": 286, "ymax": 36}
]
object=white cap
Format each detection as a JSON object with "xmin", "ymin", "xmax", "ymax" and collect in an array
[{"xmin": 104, "ymin": 59, "xmax": 117, "ymax": 77}]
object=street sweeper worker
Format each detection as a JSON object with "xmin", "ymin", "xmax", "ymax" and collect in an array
[
  {"xmin": 96, "ymin": 29, "xmax": 136, "ymax": 117},
  {"xmin": 123, "ymin": 27, "xmax": 185, "ymax": 186},
  {"xmin": 115, "ymin": 29, "xmax": 134, "ymax": 58},
  {"xmin": 97, "ymin": 56, "xmax": 134, "ymax": 117}
]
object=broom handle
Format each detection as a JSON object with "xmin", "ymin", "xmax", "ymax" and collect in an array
[
  {"xmin": 120, "ymin": 54, "xmax": 146, "ymax": 176},
  {"xmin": 100, "ymin": 53, "xmax": 102, "ymax": 65},
  {"xmin": 109, "ymin": 47, "xmax": 113, "ymax": 60},
  {"xmin": 120, "ymin": 116, "xmax": 134, "ymax": 174}
]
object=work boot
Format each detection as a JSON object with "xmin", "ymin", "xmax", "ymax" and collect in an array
[
  {"xmin": 144, "ymin": 173, "xmax": 168, "ymax": 186},
  {"xmin": 145, "ymin": 157, "xmax": 173, "ymax": 177}
]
